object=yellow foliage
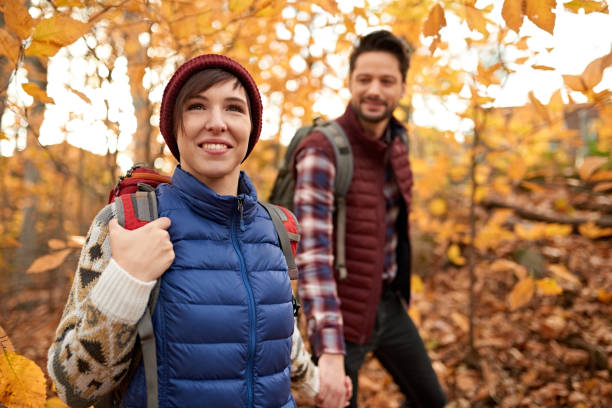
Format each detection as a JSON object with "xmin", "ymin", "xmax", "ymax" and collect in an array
[
  {"xmin": 514, "ymin": 223, "xmax": 546, "ymax": 240},
  {"xmin": 548, "ymin": 264, "xmax": 581, "ymax": 285},
  {"xmin": 525, "ymin": 0, "xmax": 556, "ymax": 34},
  {"xmin": 26, "ymin": 248, "xmax": 72, "ymax": 274},
  {"xmin": 465, "ymin": 5, "xmax": 489, "ymax": 36},
  {"xmin": 45, "ymin": 397, "xmax": 70, "ymax": 408},
  {"xmin": 492, "ymin": 176, "xmax": 512, "ymax": 195},
  {"xmin": 26, "ymin": 16, "xmax": 91, "ymax": 57},
  {"xmin": 411, "ymin": 275, "xmax": 425, "ymax": 293},
  {"xmin": 229, "ymin": 0, "xmax": 255, "ymax": 13},
  {"xmin": 578, "ymin": 221, "xmax": 612, "ymax": 239},
  {"xmin": 577, "ymin": 156, "xmax": 608, "ymax": 180},
  {"xmin": 508, "ymin": 276, "xmax": 535, "ymax": 311},
  {"xmin": 543, "ymin": 223, "xmax": 572, "ymax": 237},
  {"xmin": 536, "ymin": 278, "xmax": 563, "ymax": 296},
  {"xmin": 564, "ymin": 0, "xmax": 610, "ymax": 14},
  {"xmin": 423, "ymin": 3, "xmax": 446, "ymax": 37},
  {"xmin": 0, "ymin": 350, "xmax": 47, "ymax": 408},
  {"xmin": 447, "ymin": 244, "xmax": 467, "ymax": 266},
  {"xmin": 428, "ymin": 198, "xmax": 447, "ymax": 216},
  {"xmin": 501, "ymin": 0, "xmax": 524, "ymax": 32}
]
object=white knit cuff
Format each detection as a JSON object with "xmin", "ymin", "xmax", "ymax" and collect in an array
[{"xmin": 90, "ymin": 258, "xmax": 157, "ymax": 324}]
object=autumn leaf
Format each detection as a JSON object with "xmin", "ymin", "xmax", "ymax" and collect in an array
[
  {"xmin": 45, "ymin": 397, "xmax": 70, "ymax": 408},
  {"xmin": 55, "ymin": 0, "xmax": 85, "ymax": 6},
  {"xmin": 562, "ymin": 74, "xmax": 586, "ymax": 92},
  {"xmin": 48, "ymin": 239, "xmax": 66, "ymax": 250},
  {"xmin": 2, "ymin": 0, "xmax": 36, "ymax": 40},
  {"xmin": 593, "ymin": 181, "xmax": 612, "ymax": 192},
  {"xmin": 578, "ymin": 221, "xmax": 612, "ymax": 239},
  {"xmin": 451, "ymin": 312, "xmax": 469, "ymax": 332},
  {"xmin": 447, "ymin": 244, "xmax": 467, "ymax": 266},
  {"xmin": 429, "ymin": 198, "xmax": 447, "ymax": 216},
  {"xmin": 508, "ymin": 276, "xmax": 534, "ymax": 310},
  {"xmin": 411, "ymin": 275, "xmax": 424, "ymax": 293},
  {"xmin": 465, "ymin": 5, "xmax": 489, "ymax": 35},
  {"xmin": 0, "ymin": 325, "xmax": 14, "ymax": 353},
  {"xmin": 502, "ymin": 0, "xmax": 524, "ymax": 32},
  {"xmin": 67, "ymin": 86, "xmax": 92, "ymax": 104},
  {"xmin": 229, "ymin": 0, "xmax": 254, "ymax": 13},
  {"xmin": 580, "ymin": 48, "xmax": 612, "ymax": 89},
  {"xmin": 423, "ymin": 4, "xmax": 446, "ymax": 37},
  {"xmin": 536, "ymin": 278, "xmax": 563, "ymax": 296},
  {"xmin": 26, "ymin": 248, "xmax": 72, "ymax": 274},
  {"xmin": 564, "ymin": 0, "xmax": 609, "ymax": 14},
  {"xmin": 0, "ymin": 349, "xmax": 47, "ymax": 408},
  {"xmin": 548, "ymin": 264, "xmax": 581, "ymax": 285},
  {"xmin": 490, "ymin": 259, "xmax": 528, "ymax": 280},
  {"xmin": 578, "ymin": 156, "xmax": 608, "ymax": 180},
  {"xmin": 525, "ymin": 0, "xmax": 556, "ymax": 35},
  {"xmin": 597, "ymin": 289, "xmax": 612, "ymax": 304},
  {"xmin": 0, "ymin": 29, "xmax": 21, "ymax": 65},
  {"xmin": 531, "ymin": 64, "xmax": 555, "ymax": 70},
  {"xmin": 22, "ymin": 83, "xmax": 55, "ymax": 104},
  {"xmin": 25, "ymin": 16, "xmax": 90, "ymax": 57}
]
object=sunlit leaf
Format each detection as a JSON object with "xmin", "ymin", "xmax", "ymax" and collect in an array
[
  {"xmin": 2, "ymin": 0, "xmax": 36, "ymax": 40},
  {"xmin": 229, "ymin": 0, "xmax": 254, "ymax": 13},
  {"xmin": 428, "ymin": 198, "xmax": 447, "ymax": 216},
  {"xmin": 578, "ymin": 156, "xmax": 608, "ymax": 180},
  {"xmin": 564, "ymin": 0, "xmax": 609, "ymax": 14},
  {"xmin": 581, "ymin": 48, "xmax": 612, "ymax": 89},
  {"xmin": 423, "ymin": 4, "xmax": 446, "ymax": 37},
  {"xmin": 543, "ymin": 223, "xmax": 572, "ymax": 237},
  {"xmin": 68, "ymin": 235, "xmax": 86, "ymax": 248},
  {"xmin": 548, "ymin": 264, "xmax": 581, "ymax": 285},
  {"xmin": 502, "ymin": 0, "xmax": 524, "ymax": 32},
  {"xmin": 447, "ymin": 244, "xmax": 467, "ymax": 266},
  {"xmin": 508, "ymin": 276, "xmax": 534, "ymax": 310},
  {"xmin": 26, "ymin": 248, "xmax": 72, "ymax": 274},
  {"xmin": 531, "ymin": 64, "xmax": 555, "ymax": 70},
  {"xmin": 26, "ymin": 16, "xmax": 90, "ymax": 57},
  {"xmin": 411, "ymin": 275, "xmax": 424, "ymax": 293},
  {"xmin": 525, "ymin": 0, "xmax": 556, "ymax": 34},
  {"xmin": 578, "ymin": 221, "xmax": 612, "ymax": 239},
  {"xmin": 562, "ymin": 74, "xmax": 586, "ymax": 92},
  {"xmin": 0, "ymin": 325, "xmax": 14, "ymax": 352},
  {"xmin": 536, "ymin": 278, "xmax": 563, "ymax": 296},
  {"xmin": 0, "ymin": 350, "xmax": 46, "ymax": 408},
  {"xmin": 0, "ymin": 29, "xmax": 21, "ymax": 65},
  {"xmin": 48, "ymin": 239, "xmax": 66, "ymax": 250},
  {"xmin": 45, "ymin": 397, "xmax": 70, "ymax": 408},
  {"xmin": 598, "ymin": 289, "xmax": 612, "ymax": 304},
  {"xmin": 465, "ymin": 5, "xmax": 489, "ymax": 35},
  {"xmin": 21, "ymin": 83, "xmax": 55, "ymax": 104}
]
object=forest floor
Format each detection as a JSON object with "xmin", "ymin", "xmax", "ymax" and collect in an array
[{"xmin": 3, "ymin": 234, "xmax": 611, "ymax": 407}]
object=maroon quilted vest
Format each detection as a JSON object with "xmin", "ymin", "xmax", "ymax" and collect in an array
[{"xmin": 296, "ymin": 106, "xmax": 413, "ymax": 344}]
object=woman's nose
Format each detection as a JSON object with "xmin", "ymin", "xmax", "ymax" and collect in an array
[{"xmin": 205, "ymin": 108, "xmax": 227, "ymax": 133}]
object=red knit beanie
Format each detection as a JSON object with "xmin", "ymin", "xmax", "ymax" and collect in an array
[{"xmin": 159, "ymin": 54, "xmax": 262, "ymax": 162}]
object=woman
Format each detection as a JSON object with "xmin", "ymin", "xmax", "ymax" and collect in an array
[{"xmin": 47, "ymin": 54, "xmax": 322, "ymax": 408}]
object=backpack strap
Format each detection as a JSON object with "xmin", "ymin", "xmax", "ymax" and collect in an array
[
  {"xmin": 110, "ymin": 190, "xmax": 160, "ymax": 408},
  {"xmin": 259, "ymin": 201, "xmax": 300, "ymax": 280},
  {"xmin": 313, "ymin": 120, "xmax": 353, "ymax": 281}
]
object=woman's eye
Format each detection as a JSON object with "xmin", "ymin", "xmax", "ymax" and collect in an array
[
  {"xmin": 228, "ymin": 104, "xmax": 246, "ymax": 113},
  {"xmin": 186, "ymin": 103, "xmax": 204, "ymax": 111}
]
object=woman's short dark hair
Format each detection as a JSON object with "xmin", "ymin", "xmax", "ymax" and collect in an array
[
  {"xmin": 172, "ymin": 69, "xmax": 248, "ymax": 137},
  {"xmin": 349, "ymin": 30, "xmax": 411, "ymax": 81}
]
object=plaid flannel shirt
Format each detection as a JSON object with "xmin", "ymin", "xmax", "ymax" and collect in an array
[{"xmin": 294, "ymin": 137, "xmax": 400, "ymax": 357}]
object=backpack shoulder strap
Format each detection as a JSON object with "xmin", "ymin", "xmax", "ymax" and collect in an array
[
  {"xmin": 312, "ymin": 120, "xmax": 352, "ymax": 280},
  {"xmin": 110, "ymin": 190, "xmax": 160, "ymax": 408},
  {"xmin": 259, "ymin": 201, "xmax": 300, "ymax": 280}
]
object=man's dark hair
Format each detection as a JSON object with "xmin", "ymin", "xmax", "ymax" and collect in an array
[{"xmin": 349, "ymin": 30, "xmax": 411, "ymax": 81}]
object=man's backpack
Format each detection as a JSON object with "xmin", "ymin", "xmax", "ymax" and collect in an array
[
  {"xmin": 269, "ymin": 119, "xmax": 353, "ymax": 280},
  {"xmin": 95, "ymin": 165, "xmax": 300, "ymax": 408}
]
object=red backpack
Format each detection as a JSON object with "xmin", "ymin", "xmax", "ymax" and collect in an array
[{"xmin": 96, "ymin": 165, "xmax": 300, "ymax": 408}]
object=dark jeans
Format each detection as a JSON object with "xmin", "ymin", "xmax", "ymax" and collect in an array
[{"xmin": 344, "ymin": 287, "xmax": 447, "ymax": 408}]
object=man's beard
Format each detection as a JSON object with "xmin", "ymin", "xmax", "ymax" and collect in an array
[{"xmin": 352, "ymin": 97, "xmax": 394, "ymax": 124}]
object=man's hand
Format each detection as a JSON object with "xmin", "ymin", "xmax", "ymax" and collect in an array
[
  {"xmin": 315, "ymin": 353, "xmax": 349, "ymax": 408},
  {"xmin": 109, "ymin": 217, "xmax": 175, "ymax": 282}
]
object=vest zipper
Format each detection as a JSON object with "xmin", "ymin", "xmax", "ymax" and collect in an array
[{"xmin": 232, "ymin": 197, "xmax": 255, "ymax": 408}]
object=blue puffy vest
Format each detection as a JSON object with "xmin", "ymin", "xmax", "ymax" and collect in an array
[{"xmin": 121, "ymin": 167, "xmax": 296, "ymax": 408}]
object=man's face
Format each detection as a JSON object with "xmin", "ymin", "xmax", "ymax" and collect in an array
[{"xmin": 348, "ymin": 51, "xmax": 405, "ymax": 124}]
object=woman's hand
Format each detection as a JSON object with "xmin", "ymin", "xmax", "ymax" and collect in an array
[{"xmin": 109, "ymin": 217, "xmax": 175, "ymax": 282}]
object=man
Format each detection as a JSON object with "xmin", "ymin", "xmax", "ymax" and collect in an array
[{"xmin": 293, "ymin": 30, "xmax": 447, "ymax": 408}]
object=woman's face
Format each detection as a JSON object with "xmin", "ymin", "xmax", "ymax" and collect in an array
[{"xmin": 177, "ymin": 79, "xmax": 251, "ymax": 195}]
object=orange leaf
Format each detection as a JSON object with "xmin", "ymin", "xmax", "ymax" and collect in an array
[
  {"xmin": 597, "ymin": 289, "xmax": 612, "ymax": 304},
  {"xmin": 465, "ymin": 5, "xmax": 489, "ymax": 35},
  {"xmin": 536, "ymin": 278, "xmax": 563, "ymax": 296},
  {"xmin": 578, "ymin": 156, "xmax": 608, "ymax": 180},
  {"xmin": 578, "ymin": 221, "xmax": 612, "ymax": 239},
  {"xmin": 68, "ymin": 235, "xmax": 86, "ymax": 248},
  {"xmin": 508, "ymin": 276, "xmax": 534, "ymax": 311},
  {"xmin": 581, "ymin": 48, "xmax": 612, "ymax": 89},
  {"xmin": 0, "ymin": 350, "xmax": 47, "ymax": 408},
  {"xmin": 531, "ymin": 64, "xmax": 555, "ymax": 70},
  {"xmin": 2, "ymin": 0, "xmax": 36, "ymax": 40},
  {"xmin": 0, "ymin": 325, "xmax": 14, "ymax": 352},
  {"xmin": 502, "ymin": 0, "xmax": 524, "ymax": 32},
  {"xmin": 548, "ymin": 264, "xmax": 581, "ymax": 285},
  {"xmin": 46, "ymin": 396, "xmax": 70, "ymax": 407},
  {"xmin": 525, "ymin": 0, "xmax": 556, "ymax": 35},
  {"xmin": 593, "ymin": 181, "xmax": 612, "ymax": 193},
  {"xmin": 228, "ymin": 0, "xmax": 254, "ymax": 13},
  {"xmin": 24, "ymin": 40, "xmax": 62, "ymax": 57},
  {"xmin": 423, "ymin": 4, "xmax": 446, "ymax": 37},
  {"xmin": 48, "ymin": 239, "xmax": 66, "ymax": 250},
  {"xmin": 564, "ymin": 0, "xmax": 609, "ymax": 14},
  {"xmin": 67, "ymin": 86, "xmax": 92, "ymax": 104},
  {"xmin": 0, "ymin": 29, "xmax": 21, "ymax": 65},
  {"xmin": 562, "ymin": 74, "xmax": 586, "ymax": 92},
  {"xmin": 26, "ymin": 248, "xmax": 72, "ymax": 274},
  {"xmin": 26, "ymin": 16, "xmax": 90, "ymax": 57},
  {"xmin": 55, "ymin": 0, "xmax": 85, "ymax": 6},
  {"xmin": 490, "ymin": 259, "xmax": 528, "ymax": 280},
  {"xmin": 22, "ymin": 82, "xmax": 55, "ymax": 104}
]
